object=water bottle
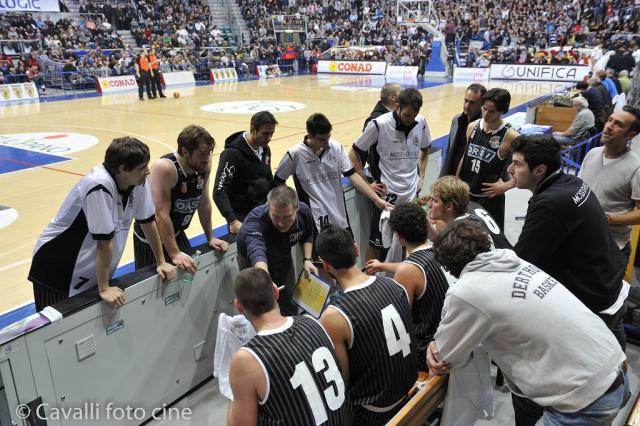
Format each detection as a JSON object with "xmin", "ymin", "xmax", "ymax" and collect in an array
[{"xmin": 181, "ymin": 250, "xmax": 201, "ymax": 285}]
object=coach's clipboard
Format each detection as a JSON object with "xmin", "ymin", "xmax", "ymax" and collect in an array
[{"xmin": 292, "ymin": 270, "xmax": 332, "ymax": 318}]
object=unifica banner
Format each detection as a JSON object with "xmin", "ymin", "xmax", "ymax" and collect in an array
[
  {"xmin": 489, "ymin": 64, "xmax": 589, "ymax": 82},
  {"xmin": 0, "ymin": 0, "xmax": 59, "ymax": 12},
  {"xmin": 452, "ymin": 66, "xmax": 490, "ymax": 82},
  {"xmin": 161, "ymin": 71, "xmax": 196, "ymax": 86},
  {"xmin": 385, "ymin": 66, "xmax": 419, "ymax": 78},
  {"xmin": 317, "ymin": 60, "xmax": 387, "ymax": 75},
  {"xmin": 96, "ymin": 75, "xmax": 138, "ymax": 94},
  {"xmin": 0, "ymin": 82, "xmax": 39, "ymax": 102}
]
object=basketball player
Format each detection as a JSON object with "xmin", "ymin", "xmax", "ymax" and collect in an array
[
  {"xmin": 28, "ymin": 137, "xmax": 176, "ymax": 310},
  {"xmin": 318, "ymin": 224, "xmax": 417, "ymax": 425},
  {"xmin": 365, "ymin": 176, "xmax": 511, "ymax": 276},
  {"xmin": 386, "ymin": 203, "xmax": 448, "ymax": 372},
  {"xmin": 426, "ymin": 175, "xmax": 513, "ymax": 249},
  {"xmin": 455, "ymin": 88, "xmax": 519, "ymax": 230},
  {"xmin": 228, "ymin": 267, "xmax": 352, "ymax": 426},
  {"xmin": 133, "ymin": 125, "xmax": 228, "ymax": 272},
  {"xmin": 274, "ymin": 113, "xmax": 392, "ymax": 245},
  {"xmin": 349, "ymin": 88, "xmax": 431, "ymax": 262}
]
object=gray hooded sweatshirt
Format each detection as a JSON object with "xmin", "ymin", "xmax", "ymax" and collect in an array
[{"xmin": 434, "ymin": 249, "xmax": 625, "ymax": 412}]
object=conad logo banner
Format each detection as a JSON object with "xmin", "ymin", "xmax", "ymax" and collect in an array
[
  {"xmin": 489, "ymin": 64, "xmax": 589, "ymax": 82},
  {"xmin": 318, "ymin": 60, "xmax": 386, "ymax": 75},
  {"xmin": 97, "ymin": 76, "xmax": 138, "ymax": 94},
  {"xmin": 0, "ymin": 82, "xmax": 39, "ymax": 103}
]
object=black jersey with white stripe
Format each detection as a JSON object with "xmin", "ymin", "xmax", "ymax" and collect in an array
[
  {"xmin": 28, "ymin": 165, "xmax": 155, "ymax": 296},
  {"xmin": 456, "ymin": 201, "xmax": 513, "ymax": 249},
  {"xmin": 134, "ymin": 153, "xmax": 204, "ymax": 241},
  {"xmin": 162, "ymin": 153, "xmax": 204, "ymax": 232},
  {"xmin": 403, "ymin": 248, "xmax": 448, "ymax": 371},
  {"xmin": 459, "ymin": 120, "xmax": 512, "ymax": 195},
  {"xmin": 243, "ymin": 315, "xmax": 352, "ymax": 426},
  {"xmin": 328, "ymin": 276, "xmax": 417, "ymax": 412}
]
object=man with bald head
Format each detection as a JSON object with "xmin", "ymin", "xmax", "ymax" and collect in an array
[{"xmin": 440, "ymin": 83, "xmax": 486, "ymax": 176}]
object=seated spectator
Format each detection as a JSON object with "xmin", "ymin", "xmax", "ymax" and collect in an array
[
  {"xmin": 618, "ymin": 70, "xmax": 631, "ymax": 95},
  {"xmin": 576, "ymin": 80, "xmax": 608, "ymax": 130},
  {"xmin": 552, "ymin": 97, "xmax": 595, "ymax": 146}
]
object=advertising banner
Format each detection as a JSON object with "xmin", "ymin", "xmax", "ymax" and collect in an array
[
  {"xmin": 489, "ymin": 64, "xmax": 589, "ymax": 82},
  {"xmin": 317, "ymin": 60, "xmax": 387, "ymax": 75}
]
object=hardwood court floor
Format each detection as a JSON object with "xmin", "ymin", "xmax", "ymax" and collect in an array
[{"xmin": 0, "ymin": 74, "xmax": 568, "ymax": 312}]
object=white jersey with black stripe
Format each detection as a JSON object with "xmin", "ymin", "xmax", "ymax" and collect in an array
[
  {"xmin": 354, "ymin": 111, "xmax": 431, "ymax": 203},
  {"xmin": 275, "ymin": 139, "xmax": 354, "ymax": 230},
  {"xmin": 29, "ymin": 164, "xmax": 155, "ymax": 296}
]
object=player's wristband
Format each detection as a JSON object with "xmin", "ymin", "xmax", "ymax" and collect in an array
[{"xmin": 303, "ymin": 257, "xmax": 313, "ymax": 263}]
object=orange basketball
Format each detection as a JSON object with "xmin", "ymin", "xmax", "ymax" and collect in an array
[{"xmin": 173, "ymin": 92, "xmax": 180, "ymax": 98}]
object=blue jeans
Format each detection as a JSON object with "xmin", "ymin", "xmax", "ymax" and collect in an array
[{"xmin": 541, "ymin": 368, "xmax": 630, "ymax": 425}]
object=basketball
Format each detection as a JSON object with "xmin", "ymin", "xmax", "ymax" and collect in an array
[{"xmin": 173, "ymin": 92, "xmax": 180, "ymax": 98}]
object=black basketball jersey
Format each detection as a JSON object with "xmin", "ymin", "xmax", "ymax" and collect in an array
[
  {"xmin": 243, "ymin": 315, "xmax": 352, "ymax": 426},
  {"xmin": 163, "ymin": 153, "xmax": 204, "ymax": 232},
  {"xmin": 459, "ymin": 120, "xmax": 512, "ymax": 194},
  {"xmin": 403, "ymin": 248, "xmax": 448, "ymax": 371},
  {"xmin": 458, "ymin": 201, "xmax": 513, "ymax": 249},
  {"xmin": 134, "ymin": 153, "xmax": 204, "ymax": 240},
  {"xmin": 328, "ymin": 276, "xmax": 417, "ymax": 412}
]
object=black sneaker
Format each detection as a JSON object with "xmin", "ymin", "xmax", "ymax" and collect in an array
[
  {"xmin": 139, "ymin": 98, "xmax": 144, "ymax": 101},
  {"xmin": 159, "ymin": 94, "xmax": 166, "ymax": 98}
]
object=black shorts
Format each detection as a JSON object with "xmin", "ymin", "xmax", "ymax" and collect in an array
[{"xmin": 133, "ymin": 229, "xmax": 191, "ymax": 270}]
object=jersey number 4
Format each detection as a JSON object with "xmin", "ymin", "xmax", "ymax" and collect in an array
[
  {"xmin": 382, "ymin": 304, "xmax": 412, "ymax": 357},
  {"xmin": 290, "ymin": 346, "xmax": 346, "ymax": 425}
]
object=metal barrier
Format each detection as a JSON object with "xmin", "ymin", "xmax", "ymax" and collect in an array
[{"xmin": 560, "ymin": 132, "xmax": 602, "ymax": 175}]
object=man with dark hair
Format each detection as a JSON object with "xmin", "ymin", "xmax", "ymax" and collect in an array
[
  {"xmin": 228, "ymin": 267, "xmax": 352, "ymax": 426},
  {"xmin": 275, "ymin": 113, "xmax": 391, "ymax": 250},
  {"xmin": 357, "ymin": 82, "xmax": 402, "ymax": 181},
  {"xmin": 133, "ymin": 125, "xmax": 228, "ymax": 271},
  {"xmin": 214, "ymin": 111, "xmax": 278, "ymax": 234},
  {"xmin": 318, "ymin": 224, "xmax": 417, "ymax": 425},
  {"xmin": 456, "ymin": 88, "xmax": 519, "ymax": 230},
  {"xmin": 576, "ymin": 80, "xmax": 608, "ymax": 130},
  {"xmin": 349, "ymin": 87, "xmax": 431, "ymax": 263},
  {"xmin": 508, "ymin": 134, "xmax": 628, "ymax": 425},
  {"xmin": 579, "ymin": 106, "xmax": 640, "ymax": 264},
  {"xmin": 383, "ymin": 202, "xmax": 448, "ymax": 372},
  {"xmin": 29, "ymin": 137, "xmax": 176, "ymax": 310},
  {"xmin": 148, "ymin": 47, "xmax": 166, "ymax": 98},
  {"xmin": 440, "ymin": 83, "xmax": 487, "ymax": 176},
  {"xmin": 236, "ymin": 185, "xmax": 316, "ymax": 315},
  {"xmin": 428, "ymin": 221, "xmax": 628, "ymax": 426},
  {"xmin": 134, "ymin": 48, "xmax": 153, "ymax": 100}
]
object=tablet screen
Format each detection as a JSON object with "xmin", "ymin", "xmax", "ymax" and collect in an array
[{"xmin": 292, "ymin": 270, "xmax": 332, "ymax": 318}]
